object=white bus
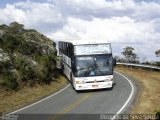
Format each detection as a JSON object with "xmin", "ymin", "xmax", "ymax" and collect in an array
[{"xmin": 57, "ymin": 41, "xmax": 116, "ymax": 91}]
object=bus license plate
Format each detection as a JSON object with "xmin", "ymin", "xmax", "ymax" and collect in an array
[{"xmin": 92, "ymin": 85, "xmax": 98, "ymax": 88}]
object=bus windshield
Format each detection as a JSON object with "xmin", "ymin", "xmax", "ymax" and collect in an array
[{"xmin": 75, "ymin": 55, "xmax": 113, "ymax": 77}]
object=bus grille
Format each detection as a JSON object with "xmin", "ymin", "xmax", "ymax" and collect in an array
[{"xmin": 86, "ymin": 80, "xmax": 105, "ymax": 83}]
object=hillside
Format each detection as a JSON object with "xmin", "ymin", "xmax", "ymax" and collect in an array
[{"xmin": 0, "ymin": 22, "xmax": 57, "ymax": 91}]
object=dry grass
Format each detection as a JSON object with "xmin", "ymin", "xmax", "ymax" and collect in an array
[
  {"xmin": 0, "ymin": 76, "xmax": 68, "ymax": 114},
  {"xmin": 115, "ymin": 66, "xmax": 160, "ymax": 114}
]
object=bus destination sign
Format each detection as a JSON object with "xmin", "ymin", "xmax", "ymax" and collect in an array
[{"xmin": 74, "ymin": 44, "xmax": 111, "ymax": 55}]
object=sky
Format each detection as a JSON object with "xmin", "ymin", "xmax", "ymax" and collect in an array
[{"xmin": 0, "ymin": 0, "xmax": 160, "ymax": 62}]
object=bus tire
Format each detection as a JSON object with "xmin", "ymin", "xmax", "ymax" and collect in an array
[
  {"xmin": 75, "ymin": 90, "xmax": 81, "ymax": 93},
  {"xmin": 70, "ymin": 73, "xmax": 75, "ymax": 90}
]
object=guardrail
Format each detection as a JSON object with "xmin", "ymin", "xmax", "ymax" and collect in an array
[{"xmin": 116, "ymin": 62, "xmax": 160, "ymax": 71}]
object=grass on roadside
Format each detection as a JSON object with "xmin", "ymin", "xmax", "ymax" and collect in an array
[
  {"xmin": 115, "ymin": 66, "xmax": 160, "ymax": 114},
  {"xmin": 0, "ymin": 75, "xmax": 68, "ymax": 114}
]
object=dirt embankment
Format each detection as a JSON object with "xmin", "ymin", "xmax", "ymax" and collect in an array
[
  {"xmin": 0, "ymin": 76, "xmax": 68, "ymax": 114},
  {"xmin": 116, "ymin": 66, "xmax": 160, "ymax": 114}
]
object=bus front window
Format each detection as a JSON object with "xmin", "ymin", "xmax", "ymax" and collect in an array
[{"xmin": 75, "ymin": 55, "xmax": 113, "ymax": 77}]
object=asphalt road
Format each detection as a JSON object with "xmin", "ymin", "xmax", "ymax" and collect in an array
[{"xmin": 5, "ymin": 72, "xmax": 137, "ymax": 120}]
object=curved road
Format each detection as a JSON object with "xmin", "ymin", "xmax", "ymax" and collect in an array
[{"xmin": 7, "ymin": 72, "xmax": 137, "ymax": 120}]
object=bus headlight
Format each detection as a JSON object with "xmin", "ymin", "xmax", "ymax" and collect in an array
[{"xmin": 76, "ymin": 81, "xmax": 81, "ymax": 84}]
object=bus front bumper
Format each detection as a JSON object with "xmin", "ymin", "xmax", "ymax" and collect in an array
[{"xmin": 74, "ymin": 81, "xmax": 113, "ymax": 90}]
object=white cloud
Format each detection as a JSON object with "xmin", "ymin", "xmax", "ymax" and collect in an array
[
  {"xmin": 52, "ymin": 16, "xmax": 155, "ymax": 43},
  {"xmin": 132, "ymin": 1, "xmax": 160, "ymax": 20},
  {"xmin": 0, "ymin": 4, "xmax": 26, "ymax": 23},
  {"xmin": 0, "ymin": 1, "xmax": 63, "ymax": 33},
  {"xmin": 0, "ymin": 0, "xmax": 160, "ymax": 61}
]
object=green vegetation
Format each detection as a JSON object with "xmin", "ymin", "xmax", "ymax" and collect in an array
[
  {"xmin": 121, "ymin": 46, "xmax": 139, "ymax": 63},
  {"xmin": 155, "ymin": 49, "xmax": 160, "ymax": 57},
  {"xmin": 0, "ymin": 22, "xmax": 57, "ymax": 91},
  {"xmin": 114, "ymin": 46, "xmax": 160, "ymax": 66}
]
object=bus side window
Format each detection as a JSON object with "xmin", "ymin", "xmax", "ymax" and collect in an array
[{"xmin": 71, "ymin": 57, "xmax": 76, "ymax": 73}]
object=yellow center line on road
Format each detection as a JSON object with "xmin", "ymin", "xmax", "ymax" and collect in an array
[{"xmin": 48, "ymin": 93, "xmax": 93, "ymax": 120}]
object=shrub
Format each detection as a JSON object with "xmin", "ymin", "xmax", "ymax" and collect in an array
[
  {"xmin": 155, "ymin": 61, "xmax": 160, "ymax": 66},
  {"xmin": 0, "ymin": 22, "xmax": 58, "ymax": 91},
  {"xmin": 0, "ymin": 70, "xmax": 19, "ymax": 91}
]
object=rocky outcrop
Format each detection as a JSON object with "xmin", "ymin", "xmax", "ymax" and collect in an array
[{"xmin": 0, "ymin": 22, "xmax": 57, "ymax": 90}]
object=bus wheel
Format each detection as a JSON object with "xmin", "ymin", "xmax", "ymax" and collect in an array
[
  {"xmin": 75, "ymin": 90, "xmax": 81, "ymax": 93},
  {"xmin": 70, "ymin": 74, "xmax": 75, "ymax": 90}
]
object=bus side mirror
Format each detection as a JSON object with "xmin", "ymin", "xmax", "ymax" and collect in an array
[{"xmin": 113, "ymin": 58, "xmax": 116, "ymax": 66}]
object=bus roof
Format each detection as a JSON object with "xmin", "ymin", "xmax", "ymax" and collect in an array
[{"xmin": 59, "ymin": 40, "xmax": 110, "ymax": 45}]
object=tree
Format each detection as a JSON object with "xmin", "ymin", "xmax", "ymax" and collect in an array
[
  {"xmin": 114, "ymin": 56, "xmax": 120, "ymax": 61},
  {"xmin": 121, "ymin": 46, "xmax": 139, "ymax": 63},
  {"xmin": 155, "ymin": 49, "xmax": 160, "ymax": 57}
]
